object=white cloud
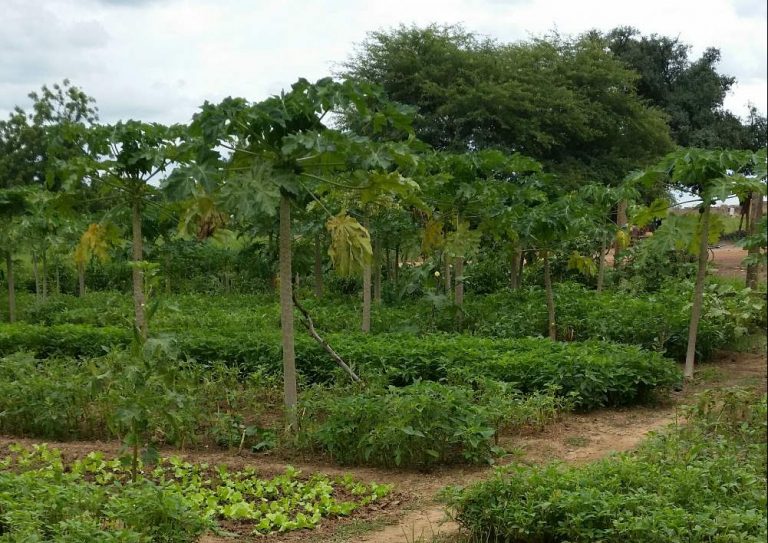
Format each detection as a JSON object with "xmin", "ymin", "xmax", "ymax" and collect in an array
[{"xmin": 1, "ymin": 0, "xmax": 765, "ymax": 125}]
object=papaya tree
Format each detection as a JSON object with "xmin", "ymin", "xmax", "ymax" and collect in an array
[
  {"xmin": 174, "ymin": 78, "xmax": 419, "ymax": 428},
  {"xmin": 632, "ymin": 148, "xmax": 765, "ymax": 378},
  {"xmin": 75, "ymin": 121, "xmax": 188, "ymax": 339}
]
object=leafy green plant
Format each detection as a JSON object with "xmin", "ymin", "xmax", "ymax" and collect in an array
[
  {"xmin": 297, "ymin": 382, "xmax": 500, "ymax": 468},
  {"xmin": 0, "ymin": 444, "xmax": 391, "ymax": 538},
  {"xmin": 445, "ymin": 389, "xmax": 767, "ymax": 542}
]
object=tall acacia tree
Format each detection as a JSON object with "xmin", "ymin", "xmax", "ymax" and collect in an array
[
  {"xmin": 633, "ymin": 148, "xmax": 765, "ymax": 378},
  {"xmin": 179, "ymin": 78, "xmax": 419, "ymax": 427},
  {"xmin": 341, "ymin": 25, "xmax": 673, "ymax": 186}
]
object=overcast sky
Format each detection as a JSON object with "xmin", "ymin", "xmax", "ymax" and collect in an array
[{"xmin": 1, "ymin": 0, "xmax": 766, "ymax": 125}]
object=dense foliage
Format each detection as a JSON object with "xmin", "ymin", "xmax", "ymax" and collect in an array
[
  {"xmin": 297, "ymin": 382, "xmax": 574, "ymax": 468},
  {"xmin": 446, "ymin": 388, "xmax": 767, "ymax": 542}
]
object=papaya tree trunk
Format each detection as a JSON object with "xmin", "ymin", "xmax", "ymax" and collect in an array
[
  {"xmin": 5, "ymin": 253, "xmax": 15, "ymax": 323},
  {"xmin": 613, "ymin": 200, "xmax": 628, "ymax": 267},
  {"xmin": 454, "ymin": 256, "xmax": 464, "ymax": 306},
  {"xmin": 41, "ymin": 250, "xmax": 48, "ymax": 300},
  {"xmin": 279, "ymin": 194, "xmax": 298, "ymax": 428},
  {"xmin": 543, "ymin": 250, "xmax": 556, "ymax": 340},
  {"xmin": 444, "ymin": 253, "xmax": 452, "ymax": 295},
  {"xmin": 32, "ymin": 252, "xmax": 40, "ymax": 300},
  {"xmin": 684, "ymin": 205, "xmax": 711, "ymax": 379},
  {"xmin": 394, "ymin": 245, "xmax": 400, "ymax": 282},
  {"xmin": 131, "ymin": 199, "xmax": 147, "ymax": 340},
  {"xmin": 510, "ymin": 246, "xmax": 522, "ymax": 289},
  {"xmin": 746, "ymin": 192, "xmax": 762, "ymax": 289},
  {"xmin": 373, "ymin": 239, "xmax": 382, "ymax": 304},
  {"xmin": 596, "ymin": 235, "xmax": 607, "ymax": 292},
  {"xmin": 78, "ymin": 261, "xmax": 86, "ymax": 297},
  {"xmin": 362, "ymin": 259, "xmax": 371, "ymax": 333},
  {"xmin": 313, "ymin": 232, "xmax": 323, "ymax": 298}
]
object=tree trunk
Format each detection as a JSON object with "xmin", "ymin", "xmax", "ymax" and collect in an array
[
  {"xmin": 32, "ymin": 252, "xmax": 40, "ymax": 300},
  {"xmin": 279, "ymin": 194, "xmax": 298, "ymax": 429},
  {"xmin": 41, "ymin": 250, "xmax": 48, "ymax": 300},
  {"xmin": 596, "ymin": 235, "xmax": 607, "ymax": 292},
  {"xmin": 5, "ymin": 253, "xmax": 15, "ymax": 323},
  {"xmin": 373, "ymin": 239, "xmax": 382, "ymax": 304},
  {"xmin": 510, "ymin": 246, "xmax": 522, "ymax": 289},
  {"xmin": 444, "ymin": 253, "xmax": 452, "ymax": 295},
  {"xmin": 131, "ymin": 199, "xmax": 147, "ymax": 340},
  {"xmin": 394, "ymin": 245, "xmax": 400, "ymax": 282},
  {"xmin": 362, "ymin": 259, "xmax": 371, "ymax": 333},
  {"xmin": 313, "ymin": 232, "xmax": 323, "ymax": 298},
  {"xmin": 543, "ymin": 250, "xmax": 556, "ymax": 340},
  {"xmin": 78, "ymin": 261, "xmax": 86, "ymax": 297},
  {"xmin": 746, "ymin": 192, "xmax": 762, "ymax": 289},
  {"xmin": 614, "ymin": 200, "xmax": 628, "ymax": 267},
  {"xmin": 454, "ymin": 256, "xmax": 464, "ymax": 306},
  {"xmin": 744, "ymin": 196, "xmax": 752, "ymax": 233},
  {"xmin": 684, "ymin": 206, "xmax": 711, "ymax": 379}
]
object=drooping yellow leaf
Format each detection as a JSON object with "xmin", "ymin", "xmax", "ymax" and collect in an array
[
  {"xmin": 615, "ymin": 229, "xmax": 630, "ymax": 251},
  {"xmin": 421, "ymin": 219, "xmax": 445, "ymax": 255},
  {"xmin": 567, "ymin": 251, "xmax": 598, "ymax": 277},
  {"xmin": 74, "ymin": 223, "xmax": 114, "ymax": 265},
  {"xmin": 326, "ymin": 213, "xmax": 372, "ymax": 277}
]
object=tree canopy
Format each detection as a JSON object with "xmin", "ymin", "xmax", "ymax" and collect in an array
[{"xmin": 340, "ymin": 24, "xmax": 674, "ymax": 187}]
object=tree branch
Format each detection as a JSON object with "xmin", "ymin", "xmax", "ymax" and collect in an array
[{"xmin": 292, "ymin": 292, "xmax": 364, "ymax": 385}]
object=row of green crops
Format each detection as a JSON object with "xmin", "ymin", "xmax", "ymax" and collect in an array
[
  {"xmin": 0, "ymin": 352, "xmax": 275, "ymax": 447},
  {"xmin": 446, "ymin": 388, "xmax": 767, "ymax": 542},
  {"xmin": 0, "ymin": 332, "xmax": 681, "ymax": 410},
  {"xmin": 471, "ymin": 281, "xmax": 766, "ymax": 360},
  {"xmin": 0, "ymin": 443, "xmax": 390, "ymax": 541},
  {"xmin": 6, "ymin": 280, "xmax": 765, "ymax": 361},
  {"xmin": 296, "ymin": 381, "xmax": 574, "ymax": 469}
]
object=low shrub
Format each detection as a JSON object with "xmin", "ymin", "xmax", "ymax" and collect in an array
[
  {"xmin": 446, "ymin": 388, "xmax": 767, "ymax": 542},
  {"xmin": 298, "ymin": 382, "xmax": 499, "ymax": 468},
  {"xmin": 0, "ymin": 323, "xmax": 130, "ymax": 358},
  {"xmin": 0, "ymin": 352, "xmax": 269, "ymax": 447}
]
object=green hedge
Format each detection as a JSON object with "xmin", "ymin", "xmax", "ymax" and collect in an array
[{"xmin": 446, "ymin": 389, "xmax": 767, "ymax": 542}]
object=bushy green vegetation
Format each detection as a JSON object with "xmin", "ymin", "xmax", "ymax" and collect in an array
[
  {"xmin": 472, "ymin": 281, "xmax": 766, "ymax": 360},
  {"xmin": 5, "ymin": 279, "xmax": 763, "ymax": 365},
  {"xmin": 0, "ymin": 330, "xmax": 680, "ymax": 415},
  {"xmin": 0, "ymin": 352, "xmax": 272, "ymax": 448},
  {"xmin": 446, "ymin": 388, "xmax": 767, "ymax": 542},
  {"xmin": 0, "ymin": 443, "xmax": 390, "ymax": 540},
  {"xmin": 298, "ymin": 381, "xmax": 575, "ymax": 468}
]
